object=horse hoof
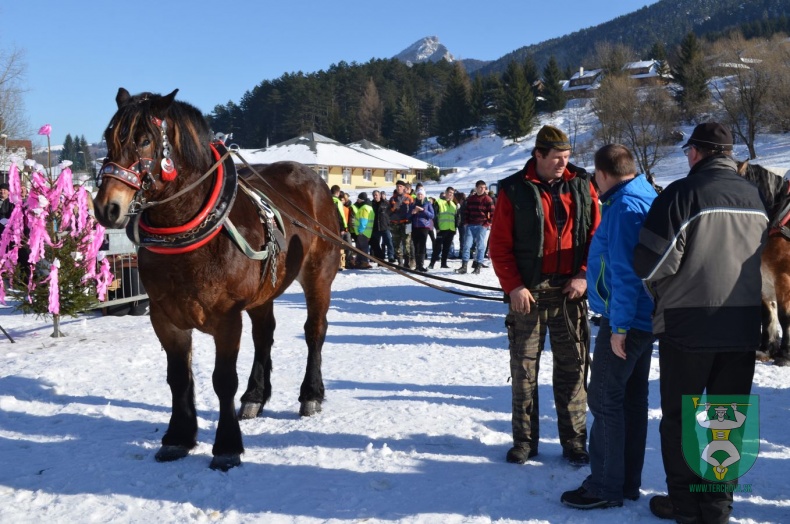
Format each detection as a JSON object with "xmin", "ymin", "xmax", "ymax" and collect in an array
[
  {"xmin": 155, "ymin": 445, "xmax": 190, "ymax": 462},
  {"xmin": 210, "ymin": 454, "xmax": 241, "ymax": 471},
  {"xmin": 238, "ymin": 402, "xmax": 263, "ymax": 420},
  {"xmin": 756, "ymin": 351, "xmax": 772, "ymax": 362},
  {"xmin": 774, "ymin": 356, "xmax": 790, "ymax": 367},
  {"xmin": 299, "ymin": 400, "xmax": 322, "ymax": 417}
]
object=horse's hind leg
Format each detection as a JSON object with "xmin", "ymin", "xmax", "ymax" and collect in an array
[
  {"xmin": 239, "ymin": 302, "xmax": 275, "ymax": 419},
  {"xmin": 149, "ymin": 309, "xmax": 197, "ymax": 462},
  {"xmin": 776, "ymin": 304, "xmax": 790, "ymax": 367},
  {"xmin": 210, "ymin": 311, "xmax": 245, "ymax": 470},
  {"xmin": 759, "ymin": 299, "xmax": 780, "ymax": 361},
  {"xmin": 298, "ymin": 269, "xmax": 333, "ymax": 417}
]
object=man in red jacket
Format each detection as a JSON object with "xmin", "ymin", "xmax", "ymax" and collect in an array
[{"xmin": 490, "ymin": 125, "xmax": 600, "ymax": 466}]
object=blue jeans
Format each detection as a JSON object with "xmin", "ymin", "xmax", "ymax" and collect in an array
[
  {"xmin": 583, "ymin": 317, "xmax": 654, "ymax": 503},
  {"xmin": 461, "ymin": 224, "xmax": 489, "ymax": 264}
]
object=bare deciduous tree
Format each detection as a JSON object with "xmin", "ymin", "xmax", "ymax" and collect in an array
[
  {"xmin": 591, "ymin": 41, "xmax": 637, "ymax": 77},
  {"xmin": 767, "ymin": 35, "xmax": 790, "ymax": 133},
  {"xmin": 592, "ymin": 75, "xmax": 679, "ymax": 181},
  {"xmin": 0, "ymin": 45, "xmax": 29, "ymax": 139},
  {"xmin": 356, "ymin": 77, "xmax": 383, "ymax": 142},
  {"xmin": 709, "ymin": 33, "xmax": 778, "ymax": 159}
]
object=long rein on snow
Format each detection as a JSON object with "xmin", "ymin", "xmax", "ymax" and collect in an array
[{"xmin": 231, "ymin": 151, "xmax": 505, "ymax": 302}]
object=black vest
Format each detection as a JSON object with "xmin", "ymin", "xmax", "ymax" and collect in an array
[{"xmin": 498, "ymin": 160, "xmax": 593, "ymax": 289}]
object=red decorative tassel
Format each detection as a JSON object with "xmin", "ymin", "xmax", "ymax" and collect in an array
[
  {"xmin": 161, "ymin": 167, "xmax": 177, "ymax": 182},
  {"xmin": 161, "ymin": 158, "xmax": 177, "ymax": 182}
]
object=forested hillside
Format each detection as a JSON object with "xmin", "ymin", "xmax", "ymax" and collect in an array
[
  {"xmin": 208, "ymin": 59, "xmax": 457, "ymax": 153},
  {"xmin": 207, "ymin": 0, "xmax": 790, "ymax": 155},
  {"xmin": 479, "ymin": 0, "xmax": 790, "ymax": 74}
]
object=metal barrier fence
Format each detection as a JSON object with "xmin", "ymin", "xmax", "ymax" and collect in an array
[{"xmin": 94, "ymin": 229, "xmax": 148, "ymax": 314}]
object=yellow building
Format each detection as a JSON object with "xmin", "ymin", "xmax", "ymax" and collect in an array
[{"xmin": 235, "ymin": 133, "xmax": 430, "ymax": 189}]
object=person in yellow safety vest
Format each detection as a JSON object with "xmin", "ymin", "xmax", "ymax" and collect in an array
[
  {"xmin": 429, "ymin": 186, "xmax": 457, "ymax": 269},
  {"xmin": 351, "ymin": 193, "xmax": 375, "ymax": 269},
  {"xmin": 341, "ymin": 192, "xmax": 356, "ymax": 268},
  {"xmin": 331, "ymin": 185, "xmax": 351, "ymax": 271}
]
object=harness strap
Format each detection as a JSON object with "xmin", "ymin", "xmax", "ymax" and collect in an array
[
  {"xmin": 222, "ymin": 217, "xmax": 275, "ymax": 261},
  {"xmin": 238, "ymin": 181, "xmax": 287, "ymax": 251},
  {"xmin": 770, "ymin": 201, "xmax": 790, "ymax": 238}
]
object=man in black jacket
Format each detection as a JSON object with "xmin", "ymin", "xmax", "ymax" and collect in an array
[
  {"xmin": 370, "ymin": 190, "xmax": 394, "ymax": 263},
  {"xmin": 633, "ymin": 123, "xmax": 768, "ymax": 524},
  {"xmin": 0, "ymin": 183, "xmax": 13, "ymax": 235}
]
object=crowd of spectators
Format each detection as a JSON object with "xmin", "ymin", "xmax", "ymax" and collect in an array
[{"xmin": 330, "ymin": 180, "xmax": 497, "ymax": 273}]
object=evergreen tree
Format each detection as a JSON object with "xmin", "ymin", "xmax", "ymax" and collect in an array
[
  {"xmin": 1, "ymin": 161, "xmax": 112, "ymax": 337},
  {"xmin": 541, "ymin": 56, "xmax": 567, "ymax": 113},
  {"xmin": 522, "ymin": 55, "xmax": 540, "ymax": 98},
  {"xmin": 391, "ymin": 95, "xmax": 421, "ymax": 155},
  {"xmin": 470, "ymin": 75, "xmax": 487, "ymax": 126},
  {"xmin": 77, "ymin": 135, "xmax": 92, "ymax": 175},
  {"xmin": 495, "ymin": 60, "xmax": 535, "ymax": 141},
  {"xmin": 435, "ymin": 63, "xmax": 473, "ymax": 148},
  {"xmin": 673, "ymin": 32, "xmax": 710, "ymax": 119},
  {"xmin": 59, "ymin": 134, "xmax": 74, "ymax": 164},
  {"xmin": 208, "ymin": 100, "xmax": 241, "ymax": 139},
  {"xmin": 648, "ymin": 41, "xmax": 671, "ymax": 77}
]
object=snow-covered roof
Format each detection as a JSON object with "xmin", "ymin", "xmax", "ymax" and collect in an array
[
  {"xmin": 347, "ymin": 140, "xmax": 430, "ymax": 170},
  {"xmin": 624, "ymin": 60, "xmax": 657, "ymax": 70},
  {"xmin": 234, "ymin": 132, "xmax": 409, "ymax": 170},
  {"xmin": 623, "ymin": 60, "xmax": 665, "ymax": 80},
  {"xmin": 568, "ymin": 68, "xmax": 603, "ymax": 81},
  {"xmin": 565, "ymin": 68, "xmax": 603, "ymax": 92}
]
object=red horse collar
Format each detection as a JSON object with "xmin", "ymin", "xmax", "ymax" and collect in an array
[{"xmin": 126, "ymin": 142, "xmax": 238, "ymax": 254}]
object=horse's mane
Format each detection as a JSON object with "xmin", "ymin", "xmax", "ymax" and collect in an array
[
  {"xmin": 104, "ymin": 91, "xmax": 213, "ymax": 173},
  {"xmin": 737, "ymin": 160, "xmax": 789, "ymax": 219}
]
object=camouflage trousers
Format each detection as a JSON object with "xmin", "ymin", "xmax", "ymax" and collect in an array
[
  {"xmin": 390, "ymin": 223, "xmax": 413, "ymax": 261},
  {"xmin": 506, "ymin": 285, "xmax": 589, "ymax": 453}
]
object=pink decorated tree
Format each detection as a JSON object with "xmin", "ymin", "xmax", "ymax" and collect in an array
[{"xmin": 0, "ymin": 124, "xmax": 113, "ymax": 337}]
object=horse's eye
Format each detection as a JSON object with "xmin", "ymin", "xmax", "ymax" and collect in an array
[{"xmin": 140, "ymin": 138, "xmax": 151, "ymax": 148}]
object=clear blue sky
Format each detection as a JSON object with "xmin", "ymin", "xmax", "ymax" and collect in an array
[{"xmin": 1, "ymin": 0, "xmax": 657, "ymax": 146}]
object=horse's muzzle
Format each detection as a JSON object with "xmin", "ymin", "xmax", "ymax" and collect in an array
[{"xmin": 94, "ymin": 198, "xmax": 129, "ymax": 229}]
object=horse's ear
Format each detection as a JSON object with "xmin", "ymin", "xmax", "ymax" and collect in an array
[
  {"xmin": 116, "ymin": 88, "xmax": 131, "ymax": 108},
  {"xmin": 150, "ymin": 89, "xmax": 179, "ymax": 118},
  {"xmin": 738, "ymin": 160, "xmax": 749, "ymax": 176}
]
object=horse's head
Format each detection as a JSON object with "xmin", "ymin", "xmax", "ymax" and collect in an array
[
  {"xmin": 737, "ymin": 159, "xmax": 788, "ymax": 218},
  {"xmin": 93, "ymin": 88, "xmax": 212, "ymax": 228}
]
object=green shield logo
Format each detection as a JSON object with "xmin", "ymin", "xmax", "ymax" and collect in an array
[{"xmin": 682, "ymin": 395, "xmax": 759, "ymax": 482}]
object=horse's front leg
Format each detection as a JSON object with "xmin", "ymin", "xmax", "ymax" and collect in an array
[
  {"xmin": 239, "ymin": 302, "xmax": 275, "ymax": 419},
  {"xmin": 149, "ymin": 306, "xmax": 197, "ymax": 462},
  {"xmin": 210, "ymin": 312, "xmax": 245, "ymax": 470}
]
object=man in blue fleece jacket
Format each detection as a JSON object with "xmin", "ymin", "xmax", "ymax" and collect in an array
[{"xmin": 561, "ymin": 144, "xmax": 657, "ymax": 510}]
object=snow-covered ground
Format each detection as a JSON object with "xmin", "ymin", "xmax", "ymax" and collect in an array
[{"xmin": 1, "ymin": 105, "xmax": 789, "ymax": 523}]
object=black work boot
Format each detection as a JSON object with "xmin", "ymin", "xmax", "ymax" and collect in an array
[
  {"xmin": 506, "ymin": 445, "xmax": 537, "ymax": 464},
  {"xmin": 649, "ymin": 495, "xmax": 675, "ymax": 520},
  {"xmin": 472, "ymin": 261, "xmax": 481, "ymax": 274},
  {"xmin": 563, "ymin": 447, "xmax": 590, "ymax": 467},
  {"xmin": 454, "ymin": 262, "xmax": 468, "ymax": 274}
]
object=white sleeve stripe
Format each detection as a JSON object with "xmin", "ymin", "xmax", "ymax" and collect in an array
[{"xmin": 642, "ymin": 208, "xmax": 768, "ymax": 281}]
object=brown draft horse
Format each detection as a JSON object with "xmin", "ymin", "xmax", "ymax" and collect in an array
[
  {"xmin": 738, "ymin": 160, "xmax": 790, "ymax": 366},
  {"xmin": 93, "ymin": 88, "xmax": 340, "ymax": 470}
]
